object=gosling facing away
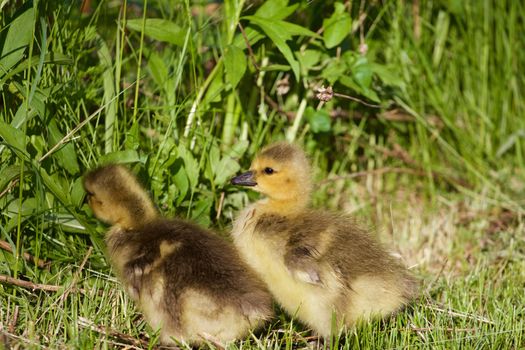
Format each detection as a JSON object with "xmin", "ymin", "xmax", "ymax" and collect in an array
[
  {"xmin": 231, "ymin": 142, "xmax": 418, "ymax": 337},
  {"xmin": 83, "ymin": 165, "xmax": 273, "ymax": 346}
]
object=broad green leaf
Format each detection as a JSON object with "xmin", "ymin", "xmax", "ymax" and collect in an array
[
  {"xmin": 255, "ymin": 0, "xmax": 298, "ymax": 19},
  {"xmin": 148, "ymin": 51, "xmax": 169, "ymax": 88},
  {"xmin": 124, "ymin": 121, "xmax": 140, "ymax": 150},
  {"xmin": 202, "ymin": 65, "xmax": 224, "ymax": 105},
  {"xmin": 0, "ymin": 165, "xmax": 24, "ymax": 193},
  {"xmin": 243, "ymin": 16, "xmax": 317, "ymax": 41},
  {"xmin": 323, "ymin": 2, "xmax": 352, "ymax": 49},
  {"xmin": 70, "ymin": 177, "xmax": 85, "ymax": 208},
  {"xmin": 243, "ymin": 16, "xmax": 300, "ymax": 80},
  {"xmin": 178, "ymin": 144, "xmax": 199, "ymax": 188},
  {"xmin": 352, "ymin": 63, "xmax": 373, "ymax": 89},
  {"xmin": 339, "ymin": 76, "xmax": 381, "ymax": 102},
  {"xmin": 172, "ymin": 159, "xmax": 189, "ymax": 204},
  {"xmin": 39, "ymin": 168, "xmax": 69, "ymax": 206},
  {"xmin": 205, "ymin": 144, "xmax": 221, "ymax": 182},
  {"xmin": 5, "ymin": 198, "xmax": 37, "ymax": 232},
  {"xmin": 99, "ymin": 150, "xmax": 141, "ymax": 165},
  {"xmin": 54, "ymin": 212, "xmax": 86, "ymax": 233},
  {"xmin": 0, "ymin": 5, "xmax": 35, "ymax": 76},
  {"xmin": 305, "ymin": 106, "xmax": 331, "ymax": 133},
  {"xmin": 190, "ymin": 198, "xmax": 212, "ymax": 226},
  {"xmin": 126, "ymin": 19, "xmax": 184, "ymax": 46},
  {"xmin": 224, "ymin": 45, "xmax": 246, "ymax": 89},
  {"xmin": 31, "ymin": 135, "xmax": 46, "ymax": 156},
  {"xmin": 232, "ymin": 26, "xmax": 266, "ymax": 49},
  {"xmin": 214, "ymin": 157, "xmax": 241, "ymax": 186},
  {"xmin": 47, "ymin": 119, "xmax": 80, "ymax": 175},
  {"xmin": 320, "ymin": 59, "xmax": 347, "ymax": 84},
  {"xmin": 10, "ymin": 96, "xmax": 38, "ymax": 129},
  {"xmin": 369, "ymin": 63, "xmax": 405, "ymax": 89},
  {"xmin": 232, "ymin": 0, "xmax": 299, "ymax": 49},
  {"xmin": 297, "ymin": 49, "xmax": 322, "ymax": 75},
  {"xmin": 0, "ymin": 119, "xmax": 27, "ymax": 155},
  {"xmin": 225, "ymin": 139, "xmax": 249, "ymax": 158}
]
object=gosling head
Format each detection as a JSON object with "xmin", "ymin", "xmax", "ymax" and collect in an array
[
  {"xmin": 231, "ymin": 142, "xmax": 312, "ymax": 210},
  {"xmin": 83, "ymin": 164, "xmax": 157, "ymax": 229}
]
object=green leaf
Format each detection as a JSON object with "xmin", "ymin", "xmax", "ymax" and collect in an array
[
  {"xmin": 172, "ymin": 159, "xmax": 189, "ymax": 204},
  {"xmin": 273, "ymin": 20, "xmax": 318, "ymax": 38},
  {"xmin": 70, "ymin": 177, "xmax": 85, "ymax": 208},
  {"xmin": 339, "ymin": 76, "xmax": 381, "ymax": 102},
  {"xmin": 0, "ymin": 165, "xmax": 24, "ymax": 193},
  {"xmin": 214, "ymin": 157, "xmax": 241, "ymax": 186},
  {"xmin": 99, "ymin": 150, "xmax": 141, "ymax": 165},
  {"xmin": 255, "ymin": 0, "xmax": 298, "ymax": 19},
  {"xmin": 225, "ymin": 139, "xmax": 249, "ymax": 158},
  {"xmin": 352, "ymin": 63, "xmax": 373, "ymax": 89},
  {"xmin": 0, "ymin": 5, "xmax": 35, "ymax": 76},
  {"xmin": 323, "ymin": 2, "xmax": 352, "ymax": 49},
  {"xmin": 148, "ymin": 51, "xmax": 169, "ymax": 88},
  {"xmin": 125, "ymin": 121, "xmax": 140, "ymax": 150},
  {"xmin": 6, "ymin": 197, "xmax": 37, "ymax": 217},
  {"xmin": 190, "ymin": 198, "xmax": 212, "ymax": 227},
  {"xmin": 204, "ymin": 144, "xmax": 221, "ymax": 182},
  {"xmin": 232, "ymin": 0, "xmax": 300, "ymax": 49},
  {"xmin": 53, "ymin": 212, "xmax": 86, "ymax": 233},
  {"xmin": 202, "ymin": 65, "xmax": 224, "ymax": 105},
  {"xmin": 0, "ymin": 119, "xmax": 27, "ymax": 155},
  {"xmin": 178, "ymin": 144, "xmax": 199, "ymax": 188},
  {"xmin": 243, "ymin": 16, "xmax": 317, "ymax": 41},
  {"xmin": 47, "ymin": 119, "xmax": 80, "ymax": 175},
  {"xmin": 243, "ymin": 16, "xmax": 301, "ymax": 80},
  {"xmin": 321, "ymin": 59, "xmax": 347, "ymax": 84},
  {"xmin": 126, "ymin": 19, "xmax": 184, "ymax": 46},
  {"xmin": 369, "ymin": 63, "xmax": 405, "ymax": 89},
  {"xmin": 297, "ymin": 49, "xmax": 322, "ymax": 75},
  {"xmin": 223, "ymin": 45, "xmax": 247, "ymax": 89},
  {"xmin": 305, "ymin": 107, "xmax": 331, "ymax": 133},
  {"xmin": 10, "ymin": 100, "xmax": 38, "ymax": 129},
  {"xmin": 39, "ymin": 168, "xmax": 69, "ymax": 206}
]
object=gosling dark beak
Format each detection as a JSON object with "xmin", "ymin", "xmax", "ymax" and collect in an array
[{"xmin": 231, "ymin": 171, "xmax": 257, "ymax": 187}]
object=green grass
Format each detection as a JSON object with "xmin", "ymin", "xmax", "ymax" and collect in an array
[{"xmin": 1, "ymin": 0, "xmax": 524, "ymax": 348}]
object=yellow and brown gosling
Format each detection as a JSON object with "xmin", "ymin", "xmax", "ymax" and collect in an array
[
  {"xmin": 230, "ymin": 142, "xmax": 418, "ymax": 337},
  {"xmin": 83, "ymin": 164, "xmax": 273, "ymax": 346}
]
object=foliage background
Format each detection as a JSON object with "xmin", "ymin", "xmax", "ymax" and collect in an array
[{"xmin": 0, "ymin": 0, "xmax": 523, "ymax": 348}]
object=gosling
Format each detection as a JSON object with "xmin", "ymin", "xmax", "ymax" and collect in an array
[
  {"xmin": 230, "ymin": 142, "xmax": 417, "ymax": 337},
  {"xmin": 83, "ymin": 164, "xmax": 273, "ymax": 346}
]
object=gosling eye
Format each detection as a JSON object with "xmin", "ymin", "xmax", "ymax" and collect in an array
[{"xmin": 263, "ymin": 167, "xmax": 275, "ymax": 175}]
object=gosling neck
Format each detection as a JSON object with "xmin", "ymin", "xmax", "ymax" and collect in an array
[
  {"xmin": 119, "ymin": 205, "xmax": 158, "ymax": 231},
  {"xmin": 257, "ymin": 193, "xmax": 311, "ymax": 217}
]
